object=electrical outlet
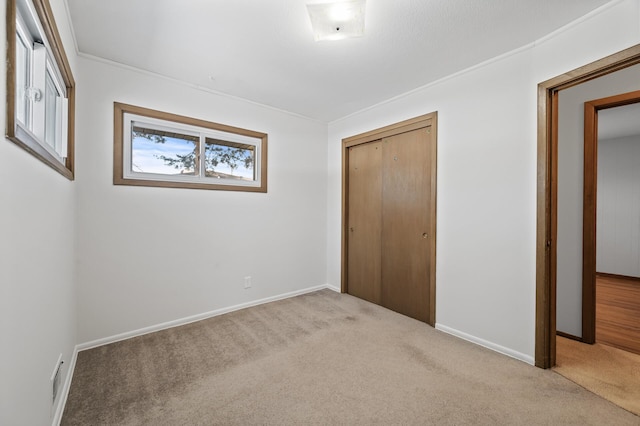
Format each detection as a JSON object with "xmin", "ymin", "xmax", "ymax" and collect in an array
[{"xmin": 244, "ymin": 276, "xmax": 252, "ymax": 289}]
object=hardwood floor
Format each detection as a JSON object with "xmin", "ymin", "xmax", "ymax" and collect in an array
[{"xmin": 596, "ymin": 273, "xmax": 640, "ymax": 355}]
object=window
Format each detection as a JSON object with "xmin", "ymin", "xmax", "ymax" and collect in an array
[
  {"xmin": 6, "ymin": 0, "xmax": 75, "ymax": 179},
  {"xmin": 114, "ymin": 103, "xmax": 268, "ymax": 192}
]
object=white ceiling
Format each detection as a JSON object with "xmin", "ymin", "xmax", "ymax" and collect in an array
[
  {"xmin": 66, "ymin": 0, "xmax": 614, "ymax": 122},
  {"xmin": 599, "ymin": 102, "xmax": 640, "ymax": 140}
]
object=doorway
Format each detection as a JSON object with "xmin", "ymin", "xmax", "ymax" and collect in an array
[
  {"xmin": 535, "ymin": 43, "xmax": 640, "ymax": 368},
  {"xmin": 341, "ymin": 113, "xmax": 437, "ymax": 325},
  {"xmin": 582, "ymin": 91, "xmax": 640, "ymax": 347}
]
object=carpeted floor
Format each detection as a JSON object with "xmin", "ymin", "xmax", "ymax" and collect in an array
[
  {"xmin": 555, "ymin": 336, "xmax": 640, "ymax": 416},
  {"xmin": 62, "ymin": 290, "xmax": 640, "ymax": 425}
]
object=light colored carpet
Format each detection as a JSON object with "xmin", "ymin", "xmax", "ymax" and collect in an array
[
  {"xmin": 62, "ymin": 290, "xmax": 639, "ymax": 425},
  {"xmin": 555, "ymin": 336, "xmax": 640, "ymax": 416}
]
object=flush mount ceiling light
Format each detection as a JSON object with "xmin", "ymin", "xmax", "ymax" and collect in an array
[{"xmin": 306, "ymin": 0, "xmax": 366, "ymax": 41}]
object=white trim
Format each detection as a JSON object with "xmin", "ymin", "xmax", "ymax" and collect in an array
[
  {"xmin": 54, "ymin": 284, "xmax": 338, "ymax": 423},
  {"xmin": 77, "ymin": 52, "xmax": 324, "ymax": 124},
  {"xmin": 31, "ymin": 42, "xmax": 47, "ymax": 141},
  {"xmin": 325, "ymin": 284, "xmax": 341, "ymax": 293},
  {"xmin": 51, "ymin": 345, "xmax": 78, "ymax": 426},
  {"xmin": 77, "ymin": 284, "xmax": 334, "ymax": 352},
  {"xmin": 61, "ymin": 0, "xmax": 80, "ymax": 56},
  {"xmin": 331, "ymin": 42, "xmax": 535, "ymax": 124},
  {"xmin": 330, "ymin": 0, "xmax": 628, "ymax": 125},
  {"xmin": 533, "ymin": 0, "xmax": 627, "ymax": 47},
  {"xmin": 15, "ymin": 17, "xmax": 33, "ymax": 128},
  {"xmin": 435, "ymin": 323, "xmax": 535, "ymax": 365},
  {"xmin": 14, "ymin": 0, "xmax": 70, "ymax": 166},
  {"xmin": 65, "ymin": 0, "xmax": 625, "ymax": 127},
  {"xmin": 57, "ymin": 97, "xmax": 68, "ymax": 158}
]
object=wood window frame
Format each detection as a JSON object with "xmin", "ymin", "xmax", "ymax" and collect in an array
[
  {"xmin": 114, "ymin": 102, "xmax": 268, "ymax": 192},
  {"xmin": 536, "ymin": 44, "xmax": 640, "ymax": 369},
  {"xmin": 5, "ymin": 0, "xmax": 76, "ymax": 179}
]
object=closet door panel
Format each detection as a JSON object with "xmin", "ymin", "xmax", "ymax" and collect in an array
[
  {"xmin": 381, "ymin": 128, "xmax": 431, "ymax": 322},
  {"xmin": 347, "ymin": 141, "xmax": 383, "ymax": 304}
]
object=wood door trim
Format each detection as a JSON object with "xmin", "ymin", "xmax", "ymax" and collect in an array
[
  {"xmin": 536, "ymin": 43, "xmax": 640, "ymax": 369},
  {"xmin": 341, "ymin": 112, "xmax": 438, "ymax": 326},
  {"xmin": 428, "ymin": 117, "xmax": 438, "ymax": 324},
  {"xmin": 556, "ymin": 331, "xmax": 582, "ymax": 342},
  {"xmin": 343, "ymin": 114, "xmax": 435, "ymax": 148},
  {"xmin": 582, "ymin": 89, "xmax": 640, "ymax": 344},
  {"xmin": 582, "ymin": 98, "xmax": 597, "ymax": 344}
]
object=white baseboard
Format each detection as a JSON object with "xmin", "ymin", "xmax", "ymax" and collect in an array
[
  {"xmin": 435, "ymin": 323, "xmax": 534, "ymax": 365},
  {"xmin": 325, "ymin": 284, "xmax": 341, "ymax": 293},
  {"xmin": 51, "ymin": 345, "xmax": 79, "ymax": 426},
  {"xmin": 77, "ymin": 284, "xmax": 335, "ymax": 352},
  {"xmin": 55, "ymin": 287, "xmax": 533, "ymax": 424},
  {"xmin": 55, "ymin": 284, "xmax": 335, "ymax": 424}
]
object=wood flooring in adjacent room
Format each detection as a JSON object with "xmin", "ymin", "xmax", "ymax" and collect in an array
[{"xmin": 596, "ymin": 273, "xmax": 640, "ymax": 355}]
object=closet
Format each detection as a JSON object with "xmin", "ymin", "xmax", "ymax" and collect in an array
[{"xmin": 342, "ymin": 114, "xmax": 437, "ymax": 324}]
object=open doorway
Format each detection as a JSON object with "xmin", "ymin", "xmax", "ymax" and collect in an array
[
  {"xmin": 536, "ymin": 49, "xmax": 640, "ymax": 415},
  {"xmin": 557, "ymin": 100, "xmax": 640, "ymax": 413},
  {"xmin": 535, "ymin": 43, "xmax": 640, "ymax": 368},
  {"xmin": 582, "ymin": 94, "xmax": 640, "ymax": 354}
]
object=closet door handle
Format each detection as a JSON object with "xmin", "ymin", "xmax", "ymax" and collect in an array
[{"xmin": 422, "ymin": 233, "xmax": 428, "ymax": 239}]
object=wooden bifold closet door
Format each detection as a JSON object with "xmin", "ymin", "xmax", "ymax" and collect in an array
[{"xmin": 346, "ymin": 126, "xmax": 433, "ymax": 323}]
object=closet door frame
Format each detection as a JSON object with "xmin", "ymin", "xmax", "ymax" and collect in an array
[{"xmin": 341, "ymin": 112, "xmax": 438, "ymax": 326}]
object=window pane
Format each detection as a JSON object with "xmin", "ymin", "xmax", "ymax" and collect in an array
[
  {"xmin": 44, "ymin": 71, "xmax": 58, "ymax": 148},
  {"xmin": 15, "ymin": 35, "xmax": 29, "ymax": 126},
  {"xmin": 131, "ymin": 125, "xmax": 199, "ymax": 176},
  {"xmin": 205, "ymin": 138, "xmax": 255, "ymax": 181}
]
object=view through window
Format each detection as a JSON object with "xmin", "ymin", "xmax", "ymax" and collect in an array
[{"xmin": 114, "ymin": 103, "xmax": 267, "ymax": 192}]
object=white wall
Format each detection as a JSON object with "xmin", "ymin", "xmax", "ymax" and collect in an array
[
  {"xmin": 0, "ymin": 0, "xmax": 78, "ymax": 425},
  {"xmin": 327, "ymin": 0, "xmax": 640, "ymax": 362},
  {"xmin": 597, "ymin": 134, "xmax": 640, "ymax": 277},
  {"xmin": 2, "ymin": 2, "xmax": 640, "ymax": 423},
  {"xmin": 556, "ymin": 64, "xmax": 640, "ymax": 337},
  {"xmin": 74, "ymin": 58, "xmax": 328, "ymax": 343}
]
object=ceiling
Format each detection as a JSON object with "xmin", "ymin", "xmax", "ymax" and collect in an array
[{"xmin": 66, "ymin": 0, "xmax": 614, "ymax": 122}]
